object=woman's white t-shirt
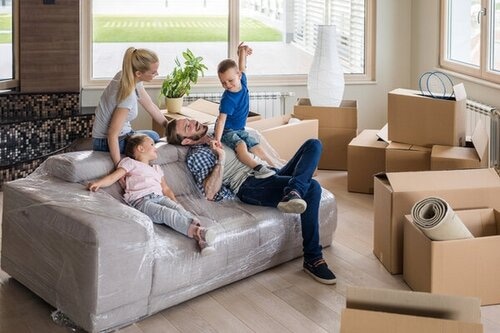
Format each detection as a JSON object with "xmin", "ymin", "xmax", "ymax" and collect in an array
[{"xmin": 92, "ymin": 71, "xmax": 143, "ymax": 139}]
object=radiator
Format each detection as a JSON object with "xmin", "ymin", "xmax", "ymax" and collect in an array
[
  {"xmin": 466, "ymin": 99, "xmax": 499, "ymax": 169},
  {"xmin": 183, "ymin": 91, "xmax": 295, "ymax": 119}
]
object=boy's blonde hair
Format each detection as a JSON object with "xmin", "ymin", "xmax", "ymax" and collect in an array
[{"xmin": 117, "ymin": 47, "xmax": 159, "ymax": 104}]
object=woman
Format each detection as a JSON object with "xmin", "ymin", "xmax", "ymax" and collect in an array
[{"xmin": 92, "ymin": 47, "xmax": 167, "ymax": 166}]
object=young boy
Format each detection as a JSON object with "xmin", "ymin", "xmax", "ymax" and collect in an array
[{"xmin": 213, "ymin": 42, "xmax": 276, "ymax": 179}]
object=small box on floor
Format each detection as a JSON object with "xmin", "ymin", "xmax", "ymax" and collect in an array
[
  {"xmin": 404, "ymin": 208, "xmax": 500, "ymax": 305},
  {"xmin": 347, "ymin": 129, "xmax": 388, "ymax": 194},
  {"xmin": 340, "ymin": 286, "xmax": 483, "ymax": 333},
  {"xmin": 385, "ymin": 142, "xmax": 431, "ymax": 172},
  {"xmin": 431, "ymin": 121, "xmax": 489, "ymax": 170},
  {"xmin": 293, "ymin": 98, "xmax": 357, "ymax": 170}
]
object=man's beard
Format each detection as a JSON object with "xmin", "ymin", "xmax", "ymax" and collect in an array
[{"xmin": 189, "ymin": 124, "xmax": 208, "ymax": 141}]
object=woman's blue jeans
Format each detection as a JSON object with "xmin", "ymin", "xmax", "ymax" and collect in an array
[
  {"xmin": 93, "ymin": 130, "xmax": 160, "ymax": 153},
  {"xmin": 237, "ymin": 139, "xmax": 324, "ymax": 263}
]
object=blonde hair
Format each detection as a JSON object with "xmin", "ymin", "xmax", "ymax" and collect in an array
[{"xmin": 117, "ymin": 47, "xmax": 159, "ymax": 104}]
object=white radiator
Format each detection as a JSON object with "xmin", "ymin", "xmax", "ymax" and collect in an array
[
  {"xmin": 184, "ymin": 91, "xmax": 295, "ymax": 119},
  {"xmin": 466, "ymin": 99, "xmax": 499, "ymax": 169}
]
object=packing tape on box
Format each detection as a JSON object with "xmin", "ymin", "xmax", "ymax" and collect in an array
[{"xmin": 411, "ymin": 197, "xmax": 474, "ymax": 241}]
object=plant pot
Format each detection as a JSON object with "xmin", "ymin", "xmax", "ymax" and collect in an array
[{"xmin": 165, "ymin": 96, "xmax": 184, "ymax": 114}]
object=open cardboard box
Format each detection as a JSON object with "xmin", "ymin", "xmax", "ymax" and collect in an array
[
  {"xmin": 387, "ymin": 86, "xmax": 467, "ymax": 147},
  {"xmin": 404, "ymin": 208, "xmax": 500, "ymax": 305},
  {"xmin": 431, "ymin": 121, "xmax": 489, "ymax": 170},
  {"xmin": 293, "ymin": 98, "xmax": 357, "ymax": 170},
  {"xmin": 153, "ymin": 99, "xmax": 262, "ymax": 135},
  {"xmin": 347, "ymin": 129, "xmax": 388, "ymax": 194},
  {"xmin": 341, "ymin": 286, "xmax": 483, "ymax": 333},
  {"xmin": 373, "ymin": 168, "xmax": 500, "ymax": 274},
  {"xmin": 247, "ymin": 115, "xmax": 318, "ymax": 161}
]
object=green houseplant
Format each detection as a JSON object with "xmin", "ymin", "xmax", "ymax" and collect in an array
[{"xmin": 159, "ymin": 49, "xmax": 208, "ymax": 113}]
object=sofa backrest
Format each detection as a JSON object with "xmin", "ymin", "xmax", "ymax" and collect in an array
[{"xmin": 43, "ymin": 142, "xmax": 199, "ymax": 198}]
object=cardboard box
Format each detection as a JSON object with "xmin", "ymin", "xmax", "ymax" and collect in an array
[
  {"xmin": 385, "ymin": 141, "xmax": 431, "ymax": 172},
  {"xmin": 341, "ymin": 286, "xmax": 483, "ymax": 333},
  {"xmin": 373, "ymin": 168, "xmax": 500, "ymax": 274},
  {"xmin": 293, "ymin": 98, "xmax": 357, "ymax": 170},
  {"xmin": 247, "ymin": 115, "xmax": 318, "ymax": 161},
  {"xmin": 404, "ymin": 208, "xmax": 500, "ymax": 305},
  {"xmin": 431, "ymin": 121, "xmax": 489, "ymax": 170},
  {"xmin": 347, "ymin": 129, "xmax": 388, "ymax": 194},
  {"xmin": 387, "ymin": 88, "xmax": 466, "ymax": 147},
  {"xmin": 153, "ymin": 99, "xmax": 262, "ymax": 135}
]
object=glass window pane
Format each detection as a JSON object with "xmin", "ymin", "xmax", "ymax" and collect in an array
[
  {"xmin": 92, "ymin": 0, "xmax": 228, "ymax": 79},
  {"xmin": 448, "ymin": 0, "xmax": 481, "ymax": 67},
  {"xmin": 90, "ymin": 0, "xmax": 369, "ymax": 79},
  {"xmin": 0, "ymin": 0, "xmax": 13, "ymax": 81},
  {"xmin": 240, "ymin": 0, "xmax": 312, "ymax": 76},
  {"xmin": 492, "ymin": 0, "xmax": 500, "ymax": 72}
]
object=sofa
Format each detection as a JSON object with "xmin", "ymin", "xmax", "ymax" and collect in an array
[{"xmin": 1, "ymin": 141, "xmax": 337, "ymax": 333}]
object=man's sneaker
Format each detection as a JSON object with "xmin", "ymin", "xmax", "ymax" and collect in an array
[
  {"xmin": 303, "ymin": 258, "xmax": 337, "ymax": 285},
  {"xmin": 277, "ymin": 190, "xmax": 307, "ymax": 214},
  {"xmin": 253, "ymin": 164, "xmax": 276, "ymax": 179}
]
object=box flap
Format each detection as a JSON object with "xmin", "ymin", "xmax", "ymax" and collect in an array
[
  {"xmin": 386, "ymin": 168, "xmax": 500, "ymax": 192},
  {"xmin": 349, "ymin": 129, "xmax": 388, "ymax": 148},
  {"xmin": 471, "ymin": 120, "xmax": 489, "ymax": 161},
  {"xmin": 387, "ymin": 142, "xmax": 431, "ymax": 152},
  {"xmin": 187, "ymin": 99, "xmax": 220, "ymax": 116},
  {"xmin": 453, "ymin": 83, "xmax": 467, "ymax": 101},
  {"xmin": 376, "ymin": 124, "xmax": 391, "ymax": 143},
  {"xmin": 346, "ymin": 286, "xmax": 481, "ymax": 323}
]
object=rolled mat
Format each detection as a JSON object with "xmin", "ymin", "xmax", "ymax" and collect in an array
[{"xmin": 410, "ymin": 197, "xmax": 474, "ymax": 241}]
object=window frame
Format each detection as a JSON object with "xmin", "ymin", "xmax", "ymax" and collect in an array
[
  {"xmin": 440, "ymin": 0, "xmax": 500, "ymax": 84},
  {"xmin": 0, "ymin": 0, "xmax": 19, "ymax": 91},
  {"xmin": 81, "ymin": 0, "xmax": 376, "ymax": 88}
]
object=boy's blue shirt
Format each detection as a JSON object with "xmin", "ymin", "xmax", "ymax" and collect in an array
[{"xmin": 219, "ymin": 72, "xmax": 250, "ymax": 131}]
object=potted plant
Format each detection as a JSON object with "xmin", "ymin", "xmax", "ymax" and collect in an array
[{"xmin": 159, "ymin": 49, "xmax": 208, "ymax": 113}]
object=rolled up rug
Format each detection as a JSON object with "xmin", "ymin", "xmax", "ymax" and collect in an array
[{"xmin": 410, "ymin": 197, "xmax": 474, "ymax": 241}]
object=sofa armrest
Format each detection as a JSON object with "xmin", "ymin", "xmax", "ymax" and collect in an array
[{"xmin": 1, "ymin": 176, "xmax": 154, "ymax": 330}]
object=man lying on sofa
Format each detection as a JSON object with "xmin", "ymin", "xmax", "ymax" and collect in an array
[{"xmin": 166, "ymin": 119, "xmax": 336, "ymax": 285}]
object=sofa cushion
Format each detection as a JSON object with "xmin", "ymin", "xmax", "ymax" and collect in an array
[{"xmin": 45, "ymin": 150, "xmax": 115, "ymax": 183}]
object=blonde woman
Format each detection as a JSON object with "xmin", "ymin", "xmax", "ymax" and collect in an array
[{"xmin": 92, "ymin": 47, "xmax": 168, "ymax": 166}]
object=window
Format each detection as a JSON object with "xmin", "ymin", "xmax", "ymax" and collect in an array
[
  {"xmin": 0, "ymin": 0, "xmax": 18, "ymax": 90},
  {"xmin": 82, "ymin": 0, "xmax": 375, "ymax": 86},
  {"xmin": 440, "ymin": 0, "xmax": 500, "ymax": 84}
]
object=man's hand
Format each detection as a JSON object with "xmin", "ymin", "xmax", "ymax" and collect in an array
[{"xmin": 210, "ymin": 140, "xmax": 224, "ymax": 159}]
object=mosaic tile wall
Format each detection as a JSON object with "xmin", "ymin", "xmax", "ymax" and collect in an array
[{"xmin": 0, "ymin": 93, "xmax": 94, "ymax": 189}]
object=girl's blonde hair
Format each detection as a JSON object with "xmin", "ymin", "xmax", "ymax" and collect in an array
[{"xmin": 117, "ymin": 47, "xmax": 159, "ymax": 104}]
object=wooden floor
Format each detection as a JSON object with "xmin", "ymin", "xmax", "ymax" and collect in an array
[{"xmin": 1, "ymin": 171, "xmax": 500, "ymax": 333}]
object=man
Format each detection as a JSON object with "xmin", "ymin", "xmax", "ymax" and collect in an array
[{"xmin": 166, "ymin": 119, "xmax": 336, "ymax": 285}]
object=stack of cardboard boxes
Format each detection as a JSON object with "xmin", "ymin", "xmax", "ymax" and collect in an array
[
  {"xmin": 354, "ymin": 88, "xmax": 500, "ymax": 307},
  {"xmin": 293, "ymin": 98, "xmax": 358, "ymax": 170},
  {"xmin": 347, "ymin": 86, "xmax": 489, "ymax": 194}
]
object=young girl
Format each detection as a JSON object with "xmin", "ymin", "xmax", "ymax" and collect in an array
[
  {"xmin": 92, "ymin": 47, "xmax": 168, "ymax": 166},
  {"xmin": 88, "ymin": 134, "xmax": 215, "ymax": 256}
]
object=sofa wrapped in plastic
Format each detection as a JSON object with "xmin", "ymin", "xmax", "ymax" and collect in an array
[{"xmin": 1, "ymin": 141, "xmax": 337, "ymax": 333}]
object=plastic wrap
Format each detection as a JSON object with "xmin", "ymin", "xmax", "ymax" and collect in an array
[{"xmin": 1, "ymin": 135, "xmax": 337, "ymax": 333}]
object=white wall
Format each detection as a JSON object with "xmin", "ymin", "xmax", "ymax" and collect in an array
[{"xmin": 82, "ymin": 0, "xmax": 417, "ymax": 132}]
